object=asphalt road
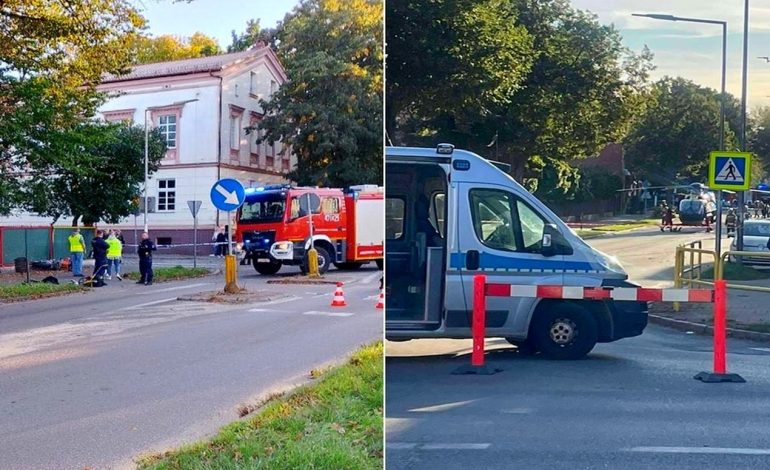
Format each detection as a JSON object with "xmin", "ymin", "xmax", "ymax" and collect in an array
[
  {"xmin": 386, "ymin": 327, "xmax": 770, "ymax": 470},
  {"xmin": 586, "ymin": 226, "xmax": 717, "ymax": 286},
  {"xmin": 386, "ymin": 228, "xmax": 770, "ymax": 470},
  {"xmin": 0, "ymin": 264, "xmax": 382, "ymax": 469}
]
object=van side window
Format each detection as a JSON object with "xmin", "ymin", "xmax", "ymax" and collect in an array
[
  {"xmin": 430, "ymin": 193, "xmax": 446, "ymax": 238},
  {"xmin": 386, "ymin": 197, "xmax": 405, "ymax": 239},
  {"xmin": 517, "ymin": 200, "xmax": 546, "ymax": 252},
  {"xmin": 469, "ymin": 189, "xmax": 548, "ymax": 254},
  {"xmin": 469, "ymin": 190, "xmax": 518, "ymax": 251}
]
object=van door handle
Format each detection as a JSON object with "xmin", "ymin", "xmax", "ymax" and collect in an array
[{"xmin": 466, "ymin": 250, "xmax": 479, "ymax": 270}]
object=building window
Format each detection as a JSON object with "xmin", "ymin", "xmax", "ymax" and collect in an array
[
  {"xmin": 229, "ymin": 105, "xmax": 245, "ymax": 158},
  {"xmin": 103, "ymin": 109, "xmax": 135, "ymax": 123},
  {"xmin": 282, "ymin": 156, "xmax": 290, "ymax": 171},
  {"xmin": 157, "ymin": 179, "xmax": 176, "ymax": 212},
  {"xmin": 230, "ymin": 115, "xmax": 242, "ymax": 151},
  {"xmin": 158, "ymin": 115, "xmax": 177, "ymax": 149},
  {"xmin": 250, "ymin": 71, "xmax": 258, "ymax": 96},
  {"xmin": 270, "ymin": 79, "xmax": 278, "ymax": 97}
]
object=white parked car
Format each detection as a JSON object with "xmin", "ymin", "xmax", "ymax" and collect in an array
[{"xmin": 730, "ymin": 220, "xmax": 770, "ymax": 266}]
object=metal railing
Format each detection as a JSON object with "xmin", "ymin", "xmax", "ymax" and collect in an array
[{"xmin": 674, "ymin": 244, "xmax": 770, "ymax": 311}]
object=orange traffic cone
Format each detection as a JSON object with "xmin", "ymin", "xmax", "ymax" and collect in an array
[
  {"xmin": 331, "ymin": 282, "xmax": 347, "ymax": 307},
  {"xmin": 375, "ymin": 289, "xmax": 384, "ymax": 309}
]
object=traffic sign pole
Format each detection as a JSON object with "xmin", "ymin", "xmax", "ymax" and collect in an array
[
  {"xmin": 715, "ymin": 190, "xmax": 723, "ymax": 257},
  {"xmin": 709, "ymin": 151, "xmax": 752, "ymax": 260},
  {"xmin": 209, "ymin": 179, "xmax": 245, "ymax": 293}
]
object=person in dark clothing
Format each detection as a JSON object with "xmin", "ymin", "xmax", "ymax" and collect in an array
[
  {"xmin": 215, "ymin": 228, "xmax": 227, "ymax": 257},
  {"xmin": 137, "ymin": 232, "xmax": 157, "ymax": 285},
  {"xmin": 91, "ymin": 229, "xmax": 109, "ymax": 283}
]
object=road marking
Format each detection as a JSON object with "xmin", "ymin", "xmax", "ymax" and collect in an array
[
  {"xmin": 750, "ymin": 347, "xmax": 770, "ymax": 353},
  {"xmin": 248, "ymin": 308, "xmax": 276, "ymax": 312},
  {"xmin": 364, "ymin": 294, "xmax": 379, "ymax": 300},
  {"xmin": 121, "ymin": 297, "xmax": 178, "ymax": 311},
  {"xmin": 626, "ymin": 446, "xmax": 770, "ymax": 455},
  {"xmin": 136, "ymin": 283, "xmax": 209, "ymax": 294},
  {"xmin": 261, "ymin": 296, "xmax": 301, "ymax": 305},
  {"xmin": 387, "ymin": 443, "xmax": 417, "ymax": 450},
  {"xmin": 501, "ymin": 408, "xmax": 533, "ymax": 414},
  {"xmin": 388, "ymin": 443, "xmax": 491, "ymax": 450},
  {"xmin": 409, "ymin": 399, "xmax": 476, "ymax": 413},
  {"xmin": 363, "ymin": 272, "xmax": 381, "ymax": 284},
  {"xmin": 303, "ymin": 310, "xmax": 354, "ymax": 317}
]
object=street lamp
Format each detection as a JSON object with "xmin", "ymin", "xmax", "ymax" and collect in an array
[
  {"xmin": 633, "ymin": 13, "xmax": 728, "ymax": 255},
  {"xmin": 143, "ymin": 98, "xmax": 199, "ymax": 232},
  {"xmin": 632, "ymin": 13, "xmax": 727, "ymax": 150}
]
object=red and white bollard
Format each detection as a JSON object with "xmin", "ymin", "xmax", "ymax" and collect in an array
[
  {"xmin": 694, "ymin": 279, "xmax": 745, "ymax": 383},
  {"xmin": 452, "ymin": 275, "xmax": 502, "ymax": 375}
]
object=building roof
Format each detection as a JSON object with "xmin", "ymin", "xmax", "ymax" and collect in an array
[{"xmin": 102, "ymin": 46, "xmax": 272, "ymax": 83}]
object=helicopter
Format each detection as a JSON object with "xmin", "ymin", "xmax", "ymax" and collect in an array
[{"xmin": 618, "ymin": 182, "xmax": 723, "ymax": 232}]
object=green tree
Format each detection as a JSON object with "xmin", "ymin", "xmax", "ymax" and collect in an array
[
  {"xmin": 387, "ymin": 0, "xmax": 654, "ymax": 187},
  {"xmin": 625, "ymin": 77, "xmax": 739, "ymax": 185},
  {"xmin": 386, "ymin": 0, "xmax": 535, "ymax": 141},
  {"xmin": 128, "ymin": 32, "xmax": 222, "ymax": 65},
  {"xmin": 0, "ymin": 0, "xmax": 146, "ymax": 214},
  {"xmin": 256, "ymin": 0, "xmax": 383, "ymax": 187},
  {"xmin": 227, "ymin": 19, "xmax": 279, "ymax": 52},
  {"xmin": 23, "ymin": 123, "xmax": 167, "ymax": 226},
  {"xmin": 749, "ymin": 106, "xmax": 770, "ymax": 180}
]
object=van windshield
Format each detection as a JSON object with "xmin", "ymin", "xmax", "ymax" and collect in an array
[{"xmin": 239, "ymin": 193, "xmax": 286, "ymax": 223}]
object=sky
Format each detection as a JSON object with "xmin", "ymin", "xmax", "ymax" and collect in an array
[
  {"xmin": 132, "ymin": 0, "xmax": 301, "ymax": 49},
  {"xmin": 135, "ymin": 0, "xmax": 770, "ymax": 108},
  {"xmin": 571, "ymin": 0, "xmax": 770, "ymax": 109}
]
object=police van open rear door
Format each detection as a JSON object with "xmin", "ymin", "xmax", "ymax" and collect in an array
[{"xmin": 385, "ymin": 157, "xmax": 449, "ymax": 331}]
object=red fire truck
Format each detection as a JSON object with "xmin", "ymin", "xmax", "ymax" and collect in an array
[{"xmin": 235, "ymin": 184, "xmax": 384, "ymax": 275}]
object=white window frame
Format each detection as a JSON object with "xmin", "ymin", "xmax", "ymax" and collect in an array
[
  {"xmin": 158, "ymin": 114, "xmax": 178, "ymax": 149},
  {"xmin": 157, "ymin": 179, "xmax": 176, "ymax": 212}
]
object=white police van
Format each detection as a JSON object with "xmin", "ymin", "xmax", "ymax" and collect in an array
[{"xmin": 385, "ymin": 145, "xmax": 648, "ymax": 359}]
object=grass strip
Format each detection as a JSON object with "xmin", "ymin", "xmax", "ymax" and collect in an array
[
  {"xmin": 0, "ymin": 282, "xmax": 82, "ymax": 302},
  {"xmin": 123, "ymin": 266, "xmax": 210, "ymax": 283},
  {"xmin": 138, "ymin": 341, "xmax": 383, "ymax": 470},
  {"xmin": 701, "ymin": 262, "xmax": 770, "ymax": 281}
]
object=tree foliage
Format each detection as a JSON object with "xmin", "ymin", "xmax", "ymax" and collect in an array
[
  {"xmin": 23, "ymin": 123, "xmax": 167, "ymax": 226},
  {"xmin": 255, "ymin": 0, "xmax": 383, "ymax": 187},
  {"xmin": 624, "ymin": 77, "xmax": 739, "ymax": 185},
  {"xmin": 0, "ymin": 0, "xmax": 148, "ymax": 216},
  {"xmin": 0, "ymin": 0, "xmax": 144, "ymax": 88},
  {"xmin": 387, "ymin": 0, "xmax": 654, "ymax": 191},
  {"xmin": 128, "ymin": 32, "xmax": 222, "ymax": 65},
  {"xmin": 749, "ymin": 106, "xmax": 770, "ymax": 180},
  {"xmin": 227, "ymin": 19, "xmax": 279, "ymax": 53}
]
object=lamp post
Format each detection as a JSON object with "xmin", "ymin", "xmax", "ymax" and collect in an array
[
  {"xmin": 633, "ymin": 13, "xmax": 727, "ymax": 255},
  {"xmin": 143, "ymin": 98, "xmax": 199, "ymax": 233},
  {"xmin": 737, "ymin": 0, "xmax": 750, "ymax": 252}
]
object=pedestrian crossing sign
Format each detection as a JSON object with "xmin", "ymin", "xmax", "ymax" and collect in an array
[{"xmin": 709, "ymin": 151, "xmax": 751, "ymax": 190}]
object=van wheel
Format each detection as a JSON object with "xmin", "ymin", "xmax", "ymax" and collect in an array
[
  {"xmin": 254, "ymin": 261, "xmax": 281, "ymax": 275},
  {"xmin": 375, "ymin": 259, "xmax": 383, "ymax": 270},
  {"xmin": 301, "ymin": 246, "xmax": 331, "ymax": 275},
  {"xmin": 532, "ymin": 303, "xmax": 597, "ymax": 360},
  {"xmin": 505, "ymin": 338, "xmax": 538, "ymax": 356}
]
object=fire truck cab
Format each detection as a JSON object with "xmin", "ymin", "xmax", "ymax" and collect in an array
[{"xmin": 236, "ymin": 184, "xmax": 383, "ymax": 275}]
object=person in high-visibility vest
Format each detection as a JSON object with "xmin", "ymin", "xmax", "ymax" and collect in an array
[
  {"xmin": 68, "ymin": 228, "xmax": 86, "ymax": 277},
  {"xmin": 105, "ymin": 230, "xmax": 123, "ymax": 281}
]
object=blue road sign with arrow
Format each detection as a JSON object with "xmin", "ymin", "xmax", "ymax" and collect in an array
[{"xmin": 210, "ymin": 178, "xmax": 246, "ymax": 211}]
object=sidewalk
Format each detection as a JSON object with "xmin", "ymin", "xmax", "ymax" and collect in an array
[{"xmin": 650, "ymin": 279, "xmax": 770, "ymax": 342}]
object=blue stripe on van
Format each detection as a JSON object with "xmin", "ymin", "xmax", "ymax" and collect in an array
[{"xmin": 449, "ymin": 252, "xmax": 597, "ymax": 272}]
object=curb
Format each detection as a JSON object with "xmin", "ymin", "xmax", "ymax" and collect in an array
[{"xmin": 649, "ymin": 314, "xmax": 770, "ymax": 343}]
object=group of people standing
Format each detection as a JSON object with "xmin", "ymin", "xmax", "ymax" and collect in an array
[{"xmin": 68, "ymin": 228, "xmax": 156, "ymax": 286}]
